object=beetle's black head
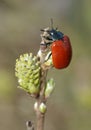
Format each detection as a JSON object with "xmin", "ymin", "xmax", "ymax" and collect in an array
[
  {"xmin": 49, "ymin": 29, "xmax": 64, "ymax": 41},
  {"xmin": 40, "ymin": 19, "xmax": 64, "ymax": 45}
]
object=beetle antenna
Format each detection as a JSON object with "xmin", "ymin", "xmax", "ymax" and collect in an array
[{"xmin": 50, "ymin": 18, "xmax": 54, "ymax": 29}]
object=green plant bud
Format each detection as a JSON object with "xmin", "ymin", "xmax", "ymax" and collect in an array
[
  {"xmin": 39, "ymin": 102, "xmax": 47, "ymax": 114},
  {"xmin": 15, "ymin": 53, "xmax": 41, "ymax": 96},
  {"xmin": 45, "ymin": 78, "xmax": 55, "ymax": 98}
]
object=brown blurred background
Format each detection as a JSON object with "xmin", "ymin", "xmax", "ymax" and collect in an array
[{"xmin": 0, "ymin": 0, "xmax": 91, "ymax": 130}]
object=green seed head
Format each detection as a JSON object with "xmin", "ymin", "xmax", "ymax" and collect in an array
[{"xmin": 15, "ymin": 53, "xmax": 41, "ymax": 96}]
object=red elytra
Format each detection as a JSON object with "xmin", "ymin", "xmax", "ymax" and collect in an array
[{"xmin": 51, "ymin": 35, "xmax": 72, "ymax": 69}]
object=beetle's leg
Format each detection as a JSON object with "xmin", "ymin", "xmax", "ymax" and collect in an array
[{"xmin": 45, "ymin": 51, "xmax": 52, "ymax": 62}]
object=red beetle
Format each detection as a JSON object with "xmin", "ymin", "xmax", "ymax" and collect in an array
[
  {"xmin": 40, "ymin": 23, "xmax": 72, "ymax": 69},
  {"xmin": 51, "ymin": 35, "xmax": 72, "ymax": 69}
]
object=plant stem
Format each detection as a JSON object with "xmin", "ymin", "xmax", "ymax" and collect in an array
[
  {"xmin": 36, "ymin": 109, "xmax": 45, "ymax": 130},
  {"xmin": 36, "ymin": 68, "xmax": 48, "ymax": 130}
]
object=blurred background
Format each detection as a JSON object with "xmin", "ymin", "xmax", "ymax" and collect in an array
[{"xmin": 0, "ymin": 0, "xmax": 91, "ymax": 130}]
